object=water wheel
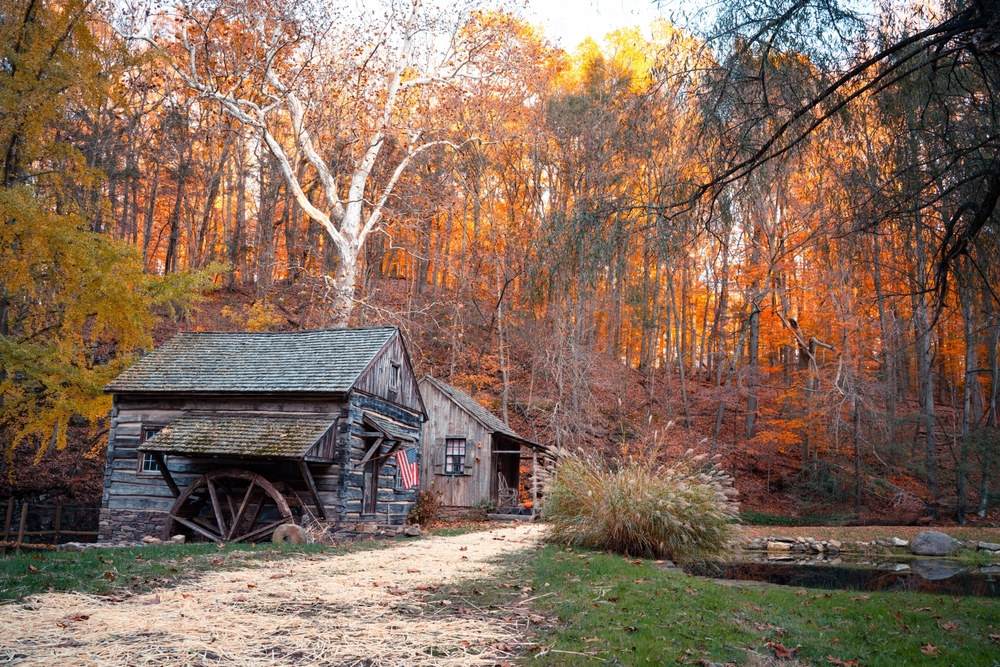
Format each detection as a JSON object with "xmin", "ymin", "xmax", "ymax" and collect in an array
[{"xmin": 162, "ymin": 469, "xmax": 301, "ymax": 543}]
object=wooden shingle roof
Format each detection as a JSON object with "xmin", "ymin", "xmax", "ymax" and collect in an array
[
  {"xmin": 138, "ymin": 415, "xmax": 335, "ymax": 459},
  {"xmin": 420, "ymin": 376, "xmax": 544, "ymax": 450},
  {"xmin": 106, "ymin": 327, "xmax": 397, "ymax": 394}
]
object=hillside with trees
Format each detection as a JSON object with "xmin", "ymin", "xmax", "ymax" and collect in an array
[{"xmin": 2, "ymin": 0, "xmax": 999, "ymax": 525}]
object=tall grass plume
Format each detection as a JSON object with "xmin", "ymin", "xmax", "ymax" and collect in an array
[{"xmin": 543, "ymin": 450, "xmax": 740, "ymax": 561}]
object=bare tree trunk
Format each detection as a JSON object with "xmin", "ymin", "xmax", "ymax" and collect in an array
[
  {"xmin": 958, "ymin": 276, "xmax": 977, "ymax": 524},
  {"xmin": 141, "ymin": 163, "xmax": 160, "ymax": 274},
  {"xmin": 163, "ymin": 158, "xmax": 189, "ymax": 274},
  {"xmin": 914, "ymin": 220, "xmax": 939, "ymax": 517},
  {"xmin": 746, "ymin": 303, "xmax": 760, "ymax": 438},
  {"xmin": 669, "ymin": 274, "xmax": 691, "ymax": 428},
  {"xmin": 854, "ymin": 397, "xmax": 862, "ymax": 517}
]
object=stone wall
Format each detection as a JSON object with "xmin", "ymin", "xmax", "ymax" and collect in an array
[{"xmin": 98, "ymin": 508, "xmax": 169, "ymax": 544}]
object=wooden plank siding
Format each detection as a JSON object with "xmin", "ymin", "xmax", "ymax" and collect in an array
[
  {"xmin": 337, "ymin": 394, "xmax": 422, "ymax": 523},
  {"xmin": 418, "ymin": 379, "xmax": 494, "ymax": 508},
  {"xmin": 103, "ymin": 397, "xmax": 345, "ymax": 518},
  {"xmin": 352, "ymin": 332, "xmax": 425, "ymax": 415}
]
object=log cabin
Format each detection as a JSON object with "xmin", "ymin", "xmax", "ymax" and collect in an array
[
  {"xmin": 418, "ymin": 376, "xmax": 549, "ymax": 517},
  {"xmin": 98, "ymin": 326, "xmax": 425, "ymax": 544}
]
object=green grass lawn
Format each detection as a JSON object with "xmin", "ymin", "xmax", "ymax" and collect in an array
[
  {"xmin": 0, "ymin": 541, "xmax": 375, "ymax": 602},
  {"xmin": 523, "ymin": 545, "xmax": 1000, "ymax": 666}
]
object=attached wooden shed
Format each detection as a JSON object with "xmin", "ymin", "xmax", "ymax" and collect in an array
[
  {"xmin": 99, "ymin": 326, "xmax": 426, "ymax": 544},
  {"xmin": 418, "ymin": 376, "xmax": 548, "ymax": 515}
]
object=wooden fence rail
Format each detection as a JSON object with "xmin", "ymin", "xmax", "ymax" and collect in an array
[{"xmin": 0, "ymin": 499, "xmax": 99, "ymax": 555}]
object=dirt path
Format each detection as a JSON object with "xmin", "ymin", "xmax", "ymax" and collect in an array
[{"xmin": 0, "ymin": 524, "xmax": 544, "ymax": 666}]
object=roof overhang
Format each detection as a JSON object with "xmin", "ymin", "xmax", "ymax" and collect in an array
[
  {"xmin": 362, "ymin": 412, "xmax": 417, "ymax": 443},
  {"xmin": 139, "ymin": 415, "xmax": 338, "ymax": 461}
]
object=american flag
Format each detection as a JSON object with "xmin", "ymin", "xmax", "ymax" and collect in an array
[{"xmin": 395, "ymin": 447, "xmax": 419, "ymax": 489}]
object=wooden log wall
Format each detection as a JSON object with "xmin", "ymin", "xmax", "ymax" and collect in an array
[
  {"xmin": 101, "ymin": 396, "xmax": 344, "ymax": 521},
  {"xmin": 337, "ymin": 393, "xmax": 422, "ymax": 523}
]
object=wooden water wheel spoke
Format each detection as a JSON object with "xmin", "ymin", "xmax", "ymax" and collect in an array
[
  {"xmin": 206, "ymin": 479, "xmax": 228, "ymax": 536},
  {"xmin": 162, "ymin": 469, "xmax": 296, "ymax": 543},
  {"xmin": 172, "ymin": 516, "xmax": 224, "ymax": 543},
  {"xmin": 226, "ymin": 482, "xmax": 258, "ymax": 541}
]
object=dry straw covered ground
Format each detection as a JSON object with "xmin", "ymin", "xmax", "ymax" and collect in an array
[{"xmin": 0, "ymin": 524, "xmax": 544, "ymax": 666}]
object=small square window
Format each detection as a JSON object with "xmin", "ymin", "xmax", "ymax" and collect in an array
[{"xmin": 445, "ymin": 438, "xmax": 466, "ymax": 475}]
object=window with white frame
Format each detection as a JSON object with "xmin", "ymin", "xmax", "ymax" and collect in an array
[
  {"xmin": 445, "ymin": 438, "xmax": 466, "ymax": 474},
  {"xmin": 137, "ymin": 427, "xmax": 164, "ymax": 475}
]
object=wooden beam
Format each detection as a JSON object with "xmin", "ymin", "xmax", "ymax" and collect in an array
[
  {"xmin": 171, "ymin": 516, "xmax": 223, "ymax": 543},
  {"xmin": 53, "ymin": 504, "xmax": 62, "ymax": 545},
  {"xmin": 16, "ymin": 502, "xmax": 27, "ymax": 553},
  {"xmin": 1, "ymin": 498, "xmax": 12, "ymax": 555},
  {"xmin": 152, "ymin": 452, "xmax": 181, "ymax": 498},
  {"xmin": 358, "ymin": 436, "xmax": 384, "ymax": 467},
  {"xmin": 297, "ymin": 460, "xmax": 328, "ymax": 520}
]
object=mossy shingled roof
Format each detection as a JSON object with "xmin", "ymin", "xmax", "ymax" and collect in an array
[
  {"xmin": 138, "ymin": 415, "xmax": 335, "ymax": 458},
  {"xmin": 106, "ymin": 327, "xmax": 397, "ymax": 394}
]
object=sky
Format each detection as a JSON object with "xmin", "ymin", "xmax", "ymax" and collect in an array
[{"xmin": 523, "ymin": 0, "xmax": 667, "ymax": 50}]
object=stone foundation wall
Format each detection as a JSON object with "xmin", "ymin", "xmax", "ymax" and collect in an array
[{"xmin": 98, "ymin": 508, "xmax": 169, "ymax": 544}]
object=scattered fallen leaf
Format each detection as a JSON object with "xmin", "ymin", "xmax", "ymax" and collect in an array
[
  {"xmin": 103, "ymin": 572, "xmax": 115, "ymax": 581},
  {"xmin": 62, "ymin": 612, "xmax": 89, "ymax": 622},
  {"xmin": 767, "ymin": 642, "xmax": 797, "ymax": 659},
  {"xmin": 920, "ymin": 643, "xmax": 939, "ymax": 656},
  {"xmin": 796, "ymin": 589, "xmax": 808, "ymax": 596},
  {"xmin": 938, "ymin": 620, "xmax": 958, "ymax": 632},
  {"xmin": 269, "ymin": 574, "xmax": 284, "ymax": 580},
  {"xmin": 459, "ymin": 546, "xmax": 467, "ymax": 551},
  {"xmin": 850, "ymin": 595, "xmax": 870, "ymax": 601},
  {"xmin": 407, "ymin": 568, "xmax": 421, "ymax": 573},
  {"xmin": 989, "ymin": 634, "xmax": 1000, "ymax": 643},
  {"xmin": 492, "ymin": 642, "xmax": 514, "ymax": 652},
  {"xmin": 233, "ymin": 595, "xmax": 247, "ymax": 602},
  {"xmin": 247, "ymin": 584, "xmax": 256, "ymax": 589},
  {"xmin": 27, "ymin": 565, "xmax": 38, "ymax": 573},
  {"xmin": 826, "ymin": 656, "xmax": 858, "ymax": 666}
]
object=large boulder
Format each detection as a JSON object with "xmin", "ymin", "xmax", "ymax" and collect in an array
[{"xmin": 909, "ymin": 531, "xmax": 962, "ymax": 556}]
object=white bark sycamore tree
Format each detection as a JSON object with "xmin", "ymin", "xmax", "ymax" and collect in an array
[{"xmin": 127, "ymin": 0, "xmax": 504, "ymax": 324}]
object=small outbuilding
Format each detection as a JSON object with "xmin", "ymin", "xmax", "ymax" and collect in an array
[
  {"xmin": 418, "ymin": 376, "xmax": 549, "ymax": 517},
  {"xmin": 99, "ymin": 326, "xmax": 425, "ymax": 544}
]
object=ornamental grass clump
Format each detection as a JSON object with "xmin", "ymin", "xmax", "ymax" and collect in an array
[{"xmin": 543, "ymin": 451, "xmax": 740, "ymax": 561}]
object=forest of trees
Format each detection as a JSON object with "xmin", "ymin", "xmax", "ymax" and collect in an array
[{"xmin": 2, "ymin": 0, "xmax": 999, "ymax": 522}]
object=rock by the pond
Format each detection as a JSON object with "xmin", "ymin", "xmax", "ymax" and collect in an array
[
  {"xmin": 909, "ymin": 531, "xmax": 962, "ymax": 556},
  {"xmin": 978, "ymin": 541, "xmax": 1000, "ymax": 551},
  {"xmin": 911, "ymin": 558, "xmax": 965, "ymax": 581},
  {"xmin": 891, "ymin": 537, "xmax": 909, "ymax": 547},
  {"xmin": 767, "ymin": 541, "xmax": 792, "ymax": 551},
  {"xmin": 404, "ymin": 525, "xmax": 422, "ymax": 537},
  {"xmin": 829, "ymin": 539, "xmax": 843, "ymax": 550}
]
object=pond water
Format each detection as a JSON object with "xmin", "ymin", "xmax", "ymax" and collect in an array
[{"xmin": 687, "ymin": 555, "xmax": 1000, "ymax": 598}]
